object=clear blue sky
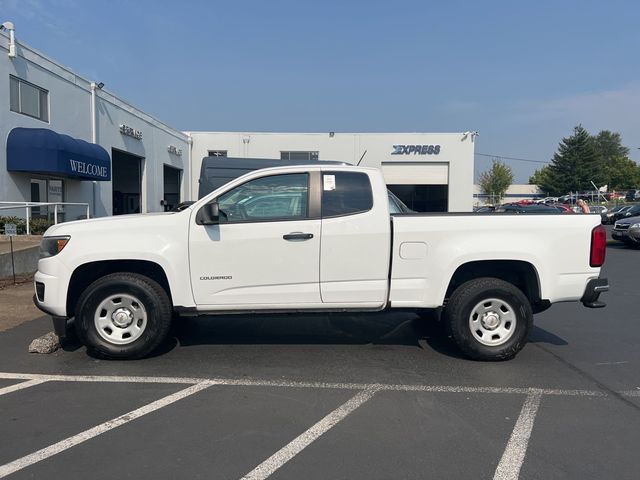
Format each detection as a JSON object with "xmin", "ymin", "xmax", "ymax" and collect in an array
[{"xmin": 3, "ymin": 0, "xmax": 639, "ymax": 182}]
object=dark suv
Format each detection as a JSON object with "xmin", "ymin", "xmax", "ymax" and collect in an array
[
  {"xmin": 626, "ymin": 190, "xmax": 640, "ymax": 202},
  {"xmin": 614, "ymin": 204, "xmax": 640, "ymax": 221}
]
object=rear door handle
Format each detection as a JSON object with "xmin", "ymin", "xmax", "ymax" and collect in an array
[{"xmin": 283, "ymin": 232, "xmax": 314, "ymax": 241}]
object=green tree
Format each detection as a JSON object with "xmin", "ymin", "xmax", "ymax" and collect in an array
[
  {"xmin": 537, "ymin": 125, "xmax": 604, "ymax": 196},
  {"xmin": 593, "ymin": 130, "xmax": 640, "ymax": 190},
  {"xmin": 479, "ymin": 159, "xmax": 514, "ymax": 202},
  {"xmin": 529, "ymin": 166, "xmax": 550, "ymax": 186}
]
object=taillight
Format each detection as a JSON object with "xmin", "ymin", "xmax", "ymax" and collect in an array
[{"xmin": 590, "ymin": 225, "xmax": 606, "ymax": 267}]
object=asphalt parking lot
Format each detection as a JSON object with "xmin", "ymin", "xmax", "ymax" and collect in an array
[{"xmin": 0, "ymin": 241, "xmax": 639, "ymax": 479}]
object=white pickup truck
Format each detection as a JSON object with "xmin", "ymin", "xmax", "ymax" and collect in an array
[{"xmin": 34, "ymin": 165, "xmax": 608, "ymax": 361}]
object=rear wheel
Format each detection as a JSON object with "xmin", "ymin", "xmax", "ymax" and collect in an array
[
  {"xmin": 444, "ymin": 277, "xmax": 532, "ymax": 361},
  {"xmin": 75, "ymin": 273, "xmax": 172, "ymax": 359}
]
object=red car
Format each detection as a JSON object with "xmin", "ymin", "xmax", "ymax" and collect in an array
[{"xmin": 552, "ymin": 204, "xmax": 575, "ymax": 214}]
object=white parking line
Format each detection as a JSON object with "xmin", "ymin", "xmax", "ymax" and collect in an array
[
  {"xmin": 0, "ymin": 372, "xmax": 631, "ymax": 480},
  {"xmin": 493, "ymin": 389, "xmax": 543, "ymax": 480},
  {"xmin": 240, "ymin": 386, "xmax": 380, "ymax": 480},
  {"xmin": 0, "ymin": 379, "xmax": 47, "ymax": 396},
  {"xmin": 0, "ymin": 381, "xmax": 214, "ymax": 479},
  {"xmin": 0, "ymin": 372, "xmax": 609, "ymax": 397}
]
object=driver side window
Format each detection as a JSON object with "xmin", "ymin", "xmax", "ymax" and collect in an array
[{"xmin": 217, "ymin": 173, "xmax": 309, "ymax": 223}]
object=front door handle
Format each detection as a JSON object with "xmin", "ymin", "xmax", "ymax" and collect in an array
[{"xmin": 283, "ymin": 232, "xmax": 314, "ymax": 241}]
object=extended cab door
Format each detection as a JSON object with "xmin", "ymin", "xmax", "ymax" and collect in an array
[
  {"xmin": 319, "ymin": 170, "xmax": 391, "ymax": 305},
  {"xmin": 189, "ymin": 172, "xmax": 321, "ymax": 307}
]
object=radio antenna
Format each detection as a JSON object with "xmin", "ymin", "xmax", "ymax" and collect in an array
[{"xmin": 356, "ymin": 150, "xmax": 368, "ymax": 166}]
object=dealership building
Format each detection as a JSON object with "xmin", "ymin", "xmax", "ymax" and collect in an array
[
  {"xmin": 188, "ymin": 132, "xmax": 475, "ymax": 212},
  {"xmin": 1, "ymin": 26, "xmax": 475, "ymax": 221}
]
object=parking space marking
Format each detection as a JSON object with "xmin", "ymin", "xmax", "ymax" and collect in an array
[
  {"xmin": 240, "ymin": 386, "xmax": 380, "ymax": 480},
  {"xmin": 0, "ymin": 379, "xmax": 46, "ymax": 397},
  {"xmin": 621, "ymin": 390, "xmax": 640, "ymax": 397},
  {"xmin": 0, "ymin": 372, "xmax": 610, "ymax": 397},
  {"xmin": 0, "ymin": 372, "xmax": 633, "ymax": 480},
  {"xmin": 0, "ymin": 380, "xmax": 214, "ymax": 479},
  {"xmin": 493, "ymin": 389, "xmax": 543, "ymax": 480}
]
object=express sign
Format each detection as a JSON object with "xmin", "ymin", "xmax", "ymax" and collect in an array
[{"xmin": 391, "ymin": 144, "xmax": 441, "ymax": 155}]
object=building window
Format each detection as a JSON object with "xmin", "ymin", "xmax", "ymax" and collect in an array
[
  {"xmin": 30, "ymin": 178, "xmax": 65, "ymax": 219},
  {"xmin": 280, "ymin": 151, "xmax": 319, "ymax": 161},
  {"xmin": 10, "ymin": 76, "xmax": 49, "ymax": 122},
  {"xmin": 208, "ymin": 150, "xmax": 227, "ymax": 157}
]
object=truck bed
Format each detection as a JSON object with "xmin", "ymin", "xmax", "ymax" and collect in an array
[{"xmin": 388, "ymin": 213, "xmax": 602, "ymax": 308}]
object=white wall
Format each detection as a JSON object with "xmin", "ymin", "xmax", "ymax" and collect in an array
[
  {"xmin": 0, "ymin": 31, "xmax": 189, "ymax": 217},
  {"xmin": 187, "ymin": 132, "xmax": 476, "ymax": 211}
]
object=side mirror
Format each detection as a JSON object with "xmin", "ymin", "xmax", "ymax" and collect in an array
[{"xmin": 199, "ymin": 201, "xmax": 220, "ymax": 225}]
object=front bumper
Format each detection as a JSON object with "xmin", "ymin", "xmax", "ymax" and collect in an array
[
  {"xmin": 32, "ymin": 294, "xmax": 71, "ymax": 338},
  {"xmin": 581, "ymin": 278, "xmax": 609, "ymax": 308},
  {"xmin": 612, "ymin": 227, "xmax": 640, "ymax": 243},
  {"xmin": 33, "ymin": 260, "xmax": 70, "ymax": 317}
]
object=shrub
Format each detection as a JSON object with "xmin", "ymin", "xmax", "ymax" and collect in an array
[
  {"xmin": 1, "ymin": 216, "xmax": 54, "ymax": 235},
  {"xmin": 29, "ymin": 218, "xmax": 54, "ymax": 235},
  {"xmin": 0, "ymin": 216, "xmax": 26, "ymax": 234}
]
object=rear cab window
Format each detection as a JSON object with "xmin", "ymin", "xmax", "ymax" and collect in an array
[{"xmin": 321, "ymin": 171, "xmax": 373, "ymax": 217}]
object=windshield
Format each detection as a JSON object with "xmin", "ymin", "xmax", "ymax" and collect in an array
[{"xmin": 387, "ymin": 190, "xmax": 412, "ymax": 213}]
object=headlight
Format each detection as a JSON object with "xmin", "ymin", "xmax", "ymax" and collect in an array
[
  {"xmin": 39, "ymin": 236, "xmax": 70, "ymax": 258},
  {"xmin": 631, "ymin": 223, "xmax": 640, "ymax": 229}
]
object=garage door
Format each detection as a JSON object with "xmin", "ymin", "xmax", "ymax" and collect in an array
[{"xmin": 381, "ymin": 162, "xmax": 449, "ymax": 185}]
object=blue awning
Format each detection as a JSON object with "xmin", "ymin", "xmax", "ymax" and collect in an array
[{"xmin": 7, "ymin": 127, "xmax": 111, "ymax": 181}]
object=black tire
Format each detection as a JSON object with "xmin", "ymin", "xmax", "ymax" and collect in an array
[
  {"xmin": 74, "ymin": 273, "xmax": 172, "ymax": 359},
  {"xmin": 444, "ymin": 277, "xmax": 532, "ymax": 361}
]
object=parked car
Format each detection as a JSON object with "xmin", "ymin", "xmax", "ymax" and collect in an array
[
  {"xmin": 558, "ymin": 192, "xmax": 606, "ymax": 204},
  {"xmin": 549, "ymin": 204, "xmax": 575, "ymax": 214},
  {"xmin": 387, "ymin": 190, "xmax": 413, "ymax": 213},
  {"xmin": 557, "ymin": 194, "xmax": 575, "ymax": 204},
  {"xmin": 625, "ymin": 190, "xmax": 640, "ymax": 202},
  {"xmin": 612, "ymin": 215, "xmax": 640, "ymax": 247},
  {"xmin": 589, "ymin": 205, "xmax": 607, "ymax": 214},
  {"xmin": 536, "ymin": 197, "xmax": 558, "ymax": 204},
  {"xmin": 34, "ymin": 164, "xmax": 608, "ymax": 361},
  {"xmin": 490, "ymin": 203, "xmax": 561, "ymax": 214},
  {"xmin": 602, "ymin": 205, "xmax": 629, "ymax": 224},
  {"xmin": 613, "ymin": 205, "xmax": 640, "ymax": 222},
  {"xmin": 474, "ymin": 205, "xmax": 496, "ymax": 213},
  {"xmin": 608, "ymin": 192, "xmax": 626, "ymax": 200}
]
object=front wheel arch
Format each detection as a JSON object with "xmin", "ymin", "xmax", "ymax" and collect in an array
[{"xmin": 67, "ymin": 260, "xmax": 172, "ymax": 318}]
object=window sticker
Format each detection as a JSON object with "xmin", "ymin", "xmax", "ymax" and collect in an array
[{"xmin": 323, "ymin": 175, "xmax": 336, "ymax": 191}]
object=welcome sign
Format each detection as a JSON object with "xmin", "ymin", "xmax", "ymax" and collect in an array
[{"xmin": 69, "ymin": 159, "xmax": 109, "ymax": 179}]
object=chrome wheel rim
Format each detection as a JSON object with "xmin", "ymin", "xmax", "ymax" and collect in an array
[
  {"xmin": 94, "ymin": 294, "xmax": 148, "ymax": 345},
  {"xmin": 468, "ymin": 298, "xmax": 516, "ymax": 346}
]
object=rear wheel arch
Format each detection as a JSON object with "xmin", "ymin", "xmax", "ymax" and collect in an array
[{"xmin": 444, "ymin": 260, "xmax": 543, "ymax": 309}]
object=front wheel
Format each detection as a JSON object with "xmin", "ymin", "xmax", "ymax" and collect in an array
[
  {"xmin": 444, "ymin": 277, "xmax": 532, "ymax": 361},
  {"xmin": 75, "ymin": 273, "xmax": 172, "ymax": 359}
]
